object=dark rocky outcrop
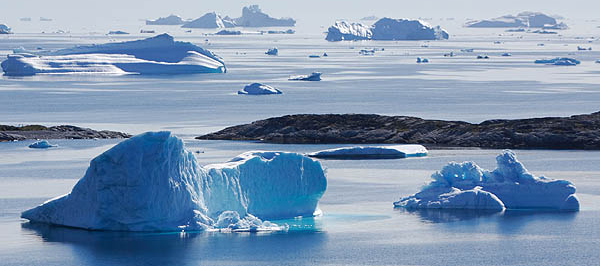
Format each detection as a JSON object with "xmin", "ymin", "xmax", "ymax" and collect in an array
[
  {"xmin": 197, "ymin": 112, "xmax": 600, "ymax": 149},
  {"xmin": 0, "ymin": 125, "xmax": 131, "ymax": 142}
]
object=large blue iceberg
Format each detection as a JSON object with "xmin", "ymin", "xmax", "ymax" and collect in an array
[
  {"xmin": 395, "ymin": 150, "xmax": 579, "ymax": 211},
  {"xmin": 21, "ymin": 132, "xmax": 327, "ymax": 232},
  {"xmin": 326, "ymin": 18, "xmax": 449, "ymax": 41},
  {"xmin": 1, "ymin": 34, "xmax": 226, "ymax": 76}
]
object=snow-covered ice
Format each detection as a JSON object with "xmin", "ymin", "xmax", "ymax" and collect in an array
[
  {"xmin": 308, "ymin": 145, "xmax": 427, "ymax": 160},
  {"xmin": 28, "ymin": 140, "xmax": 57, "ymax": 149},
  {"xmin": 1, "ymin": 34, "xmax": 226, "ymax": 76},
  {"xmin": 146, "ymin": 15, "xmax": 187, "ymax": 25},
  {"xmin": 21, "ymin": 132, "xmax": 327, "ymax": 231},
  {"xmin": 182, "ymin": 12, "xmax": 235, "ymax": 29},
  {"xmin": 394, "ymin": 150, "xmax": 580, "ymax": 211},
  {"xmin": 238, "ymin": 83, "xmax": 282, "ymax": 95},
  {"xmin": 534, "ymin": 57, "xmax": 580, "ymax": 66},
  {"xmin": 289, "ymin": 72, "xmax": 321, "ymax": 81},
  {"xmin": 326, "ymin": 18, "xmax": 448, "ymax": 42}
]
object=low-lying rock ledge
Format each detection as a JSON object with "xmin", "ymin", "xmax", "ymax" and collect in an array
[
  {"xmin": 0, "ymin": 125, "xmax": 131, "ymax": 142},
  {"xmin": 197, "ymin": 112, "xmax": 600, "ymax": 150}
]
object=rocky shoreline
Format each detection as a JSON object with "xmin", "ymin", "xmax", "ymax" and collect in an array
[
  {"xmin": 0, "ymin": 125, "xmax": 131, "ymax": 142},
  {"xmin": 197, "ymin": 112, "xmax": 600, "ymax": 150}
]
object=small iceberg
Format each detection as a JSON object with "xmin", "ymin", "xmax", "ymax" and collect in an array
[
  {"xmin": 394, "ymin": 150, "xmax": 580, "ymax": 211},
  {"xmin": 1, "ymin": 34, "xmax": 226, "ymax": 76},
  {"xmin": 0, "ymin": 24, "xmax": 12, "ymax": 34},
  {"xmin": 477, "ymin": 55, "xmax": 489, "ymax": 59},
  {"xmin": 359, "ymin": 49, "xmax": 375, "ymax": 56},
  {"xmin": 108, "ymin": 30, "xmax": 129, "ymax": 35},
  {"xmin": 265, "ymin": 47, "xmax": 278, "ymax": 56},
  {"xmin": 21, "ymin": 132, "xmax": 327, "ymax": 232},
  {"xmin": 308, "ymin": 55, "xmax": 321, "ymax": 58},
  {"xmin": 238, "ymin": 83, "xmax": 282, "ymax": 95},
  {"xmin": 215, "ymin": 30, "xmax": 241, "ymax": 35},
  {"xmin": 289, "ymin": 72, "xmax": 321, "ymax": 81},
  {"xmin": 577, "ymin": 46, "xmax": 592, "ymax": 51},
  {"xmin": 595, "ymin": 60, "xmax": 600, "ymax": 64},
  {"xmin": 28, "ymin": 140, "xmax": 57, "ymax": 149},
  {"xmin": 535, "ymin": 57, "xmax": 580, "ymax": 66},
  {"xmin": 416, "ymin": 57, "xmax": 429, "ymax": 63},
  {"xmin": 501, "ymin": 53, "xmax": 512, "ymax": 56},
  {"xmin": 308, "ymin": 145, "xmax": 428, "ymax": 160}
]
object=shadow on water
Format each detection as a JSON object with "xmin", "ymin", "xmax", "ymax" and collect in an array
[
  {"xmin": 394, "ymin": 208, "xmax": 504, "ymax": 224},
  {"xmin": 395, "ymin": 208, "xmax": 578, "ymax": 225},
  {"xmin": 22, "ymin": 221, "xmax": 328, "ymax": 265}
]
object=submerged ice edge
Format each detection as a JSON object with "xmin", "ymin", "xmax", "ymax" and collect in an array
[{"xmin": 21, "ymin": 131, "xmax": 327, "ymax": 232}]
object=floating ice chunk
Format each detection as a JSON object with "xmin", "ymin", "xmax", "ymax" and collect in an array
[
  {"xmin": 461, "ymin": 48, "xmax": 474, "ymax": 52},
  {"xmin": 417, "ymin": 57, "xmax": 429, "ymax": 63},
  {"xmin": 577, "ymin": 46, "xmax": 592, "ymax": 51},
  {"xmin": 108, "ymin": 30, "xmax": 129, "ymax": 35},
  {"xmin": 596, "ymin": 60, "xmax": 600, "ymax": 64},
  {"xmin": 396, "ymin": 186, "xmax": 505, "ymax": 210},
  {"xmin": 326, "ymin": 18, "xmax": 448, "ymax": 41},
  {"xmin": 28, "ymin": 140, "xmax": 57, "ymax": 149},
  {"xmin": 1, "ymin": 34, "xmax": 226, "ymax": 76},
  {"xmin": 215, "ymin": 30, "xmax": 241, "ymax": 35},
  {"xmin": 233, "ymin": 5, "xmax": 296, "ymax": 27},
  {"xmin": 501, "ymin": 53, "xmax": 512, "ymax": 56},
  {"xmin": 265, "ymin": 47, "xmax": 278, "ymax": 55},
  {"xmin": 21, "ymin": 132, "xmax": 327, "ymax": 231},
  {"xmin": 359, "ymin": 49, "xmax": 375, "ymax": 55},
  {"xmin": 477, "ymin": 55, "xmax": 489, "ymax": 59},
  {"xmin": 146, "ymin": 15, "xmax": 187, "ymax": 25},
  {"xmin": 238, "ymin": 83, "xmax": 282, "ymax": 95},
  {"xmin": 0, "ymin": 24, "xmax": 11, "ymax": 34},
  {"xmin": 395, "ymin": 150, "xmax": 580, "ymax": 211},
  {"xmin": 308, "ymin": 145, "xmax": 427, "ymax": 160},
  {"xmin": 289, "ymin": 72, "xmax": 321, "ymax": 81},
  {"xmin": 308, "ymin": 55, "xmax": 321, "ymax": 58},
  {"xmin": 534, "ymin": 57, "xmax": 580, "ymax": 66},
  {"xmin": 325, "ymin": 21, "xmax": 372, "ymax": 41}
]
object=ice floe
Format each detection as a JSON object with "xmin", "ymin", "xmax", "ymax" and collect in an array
[
  {"xmin": 238, "ymin": 83, "xmax": 282, "ymax": 95},
  {"xmin": 289, "ymin": 72, "xmax": 321, "ymax": 81}
]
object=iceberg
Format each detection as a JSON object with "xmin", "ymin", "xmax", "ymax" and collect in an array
[
  {"xmin": 1, "ymin": 34, "xmax": 226, "ymax": 76},
  {"xmin": 534, "ymin": 57, "xmax": 580, "ymax": 66},
  {"xmin": 182, "ymin": 12, "xmax": 235, "ymax": 29},
  {"xmin": 416, "ymin": 57, "xmax": 429, "ymax": 63},
  {"xmin": 233, "ymin": 5, "xmax": 296, "ymax": 27},
  {"xmin": 289, "ymin": 72, "xmax": 321, "ymax": 81},
  {"xmin": 326, "ymin": 18, "xmax": 449, "ymax": 42},
  {"xmin": 394, "ymin": 150, "xmax": 580, "ymax": 211},
  {"xmin": 28, "ymin": 140, "xmax": 57, "ymax": 149},
  {"xmin": 308, "ymin": 145, "xmax": 427, "ymax": 160},
  {"xmin": 107, "ymin": 30, "xmax": 129, "ymax": 35},
  {"xmin": 215, "ymin": 30, "xmax": 241, "ymax": 35},
  {"xmin": 265, "ymin": 47, "xmax": 278, "ymax": 55},
  {"xmin": 21, "ymin": 132, "xmax": 327, "ymax": 231},
  {"xmin": 577, "ymin": 46, "xmax": 592, "ymax": 51},
  {"xmin": 146, "ymin": 15, "xmax": 187, "ymax": 25},
  {"xmin": 466, "ymin": 12, "xmax": 567, "ymax": 29},
  {"xmin": 238, "ymin": 83, "xmax": 282, "ymax": 95},
  {"xmin": 0, "ymin": 24, "xmax": 11, "ymax": 34}
]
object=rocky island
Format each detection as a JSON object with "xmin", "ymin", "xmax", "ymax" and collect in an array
[
  {"xmin": 0, "ymin": 125, "xmax": 131, "ymax": 142},
  {"xmin": 197, "ymin": 112, "xmax": 600, "ymax": 149}
]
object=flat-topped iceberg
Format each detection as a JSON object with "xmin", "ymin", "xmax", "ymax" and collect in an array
[
  {"xmin": 1, "ymin": 34, "xmax": 226, "ymax": 76},
  {"xmin": 395, "ymin": 150, "xmax": 580, "ymax": 211},
  {"xmin": 28, "ymin": 140, "xmax": 57, "ymax": 149},
  {"xmin": 146, "ymin": 15, "xmax": 187, "ymax": 25},
  {"xmin": 326, "ymin": 18, "xmax": 448, "ymax": 42},
  {"xmin": 238, "ymin": 83, "xmax": 282, "ymax": 95},
  {"xmin": 466, "ymin": 12, "xmax": 567, "ymax": 29},
  {"xmin": 182, "ymin": 12, "xmax": 235, "ymax": 29},
  {"xmin": 233, "ymin": 5, "xmax": 295, "ymax": 27},
  {"xmin": 308, "ymin": 145, "xmax": 427, "ymax": 159},
  {"xmin": 289, "ymin": 72, "xmax": 322, "ymax": 81},
  {"xmin": 21, "ymin": 132, "xmax": 327, "ymax": 231}
]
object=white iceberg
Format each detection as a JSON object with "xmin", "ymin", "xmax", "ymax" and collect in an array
[
  {"xmin": 289, "ymin": 72, "xmax": 321, "ymax": 81},
  {"xmin": 466, "ymin": 12, "xmax": 566, "ymax": 29},
  {"xmin": 1, "ymin": 34, "xmax": 226, "ymax": 76},
  {"xmin": 326, "ymin": 18, "xmax": 449, "ymax": 42},
  {"xmin": 394, "ymin": 150, "xmax": 580, "ymax": 211},
  {"xmin": 182, "ymin": 12, "xmax": 235, "ymax": 29},
  {"xmin": 21, "ymin": 132, "xmax": 327, "ymax": 231},
  {"xmin": 308, "ymin": 145, "xmax": 427, "ymax": 160},
  {"xmin": 238, "ymin": 83, "xmax": 282, "ymax": 95},
  {"xmin": 146, "ymin": 15, "xmax": 187, "ymax": 25},
  {"xmin": 233, "ymin": 5, "xmax": 295, "ymax": 27},
  {"xmin": 28, "ymin": 140, "xmax": 57, "ymax": 149},
  {"xmin": 0, "ymin": 24, "xmax": 11, "ymax": 34}
]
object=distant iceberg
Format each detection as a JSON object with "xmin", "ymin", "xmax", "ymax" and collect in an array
[
  {"xmin": 238, "ymin": 83, "xmax": 282, "ymax": 95},
  {"xmin": 108, "ymin": 30, "xmax": 129, "ymax": 35},
  {"xmin": 534, "ymin": 57, "xmax": 580, "ymax": 66},
  {"xmin": 1, "ymin": 34, "xmax": 226, "ymax": 76},
  {"xmin": 0, "ymin": 24, "xmax": 11, "ymax": 34},
  {"xmin": 233, "ymin": 5, "xmax": 295, "ymax": 27},
  {"xmin": 326, "ymin": 18, "xmax": 449, "ymax": 41},
  {"xmin": 146, "ymin": 15, "xmax": 187, "ymax": 25},
  {"xmin": 215, "ymin": 30, "xmax": 241, "ymax": 35},
  {"xmin": 466, "ymin": 12, "xmax": 567, "ymax": 29},
  {"xmin": 182, "ymin": 12, "xmax": 235, "ymax": 29},
  {"xmin": 308, "ymin": 145, "xmax": 427, "ymax": 159},
  {"xmin": 289, "ymin": 72, "xmax": 321, "ymax": 81},
  {"xmin": 265, "ymin": 47, "xmax": 278, "ymax": 55},
  {"xmin": 28, "ymin": 140, "xmax": 57, "ymax": 149},
  {"xmin": 395, "ymin": 150, "xmax": 580, "ymax": 211},
  {"xmin": 21, "ymin": 132, "xmax": 327, "ymax": 232}
]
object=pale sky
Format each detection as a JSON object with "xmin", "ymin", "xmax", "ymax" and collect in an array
[{"xmin": 2, "ymin": 0, "xmax": 599, "ymax": 32}]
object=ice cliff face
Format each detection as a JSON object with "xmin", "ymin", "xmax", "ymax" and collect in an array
[
  {"xmin": 326, "ymin": 18, "xmax": 449, "ymax": 42},
  {"xmin": 395, "ymin": 150, "xmax": 579, "ymax": 211},
  {"xmin": 1, "ymin": 34, "xmax": 226, "ymax": 76},
  {"xmin": 182, "ymin": 12, "xmax": 235, "ymax": 29},
  {"xmin": 21, "ymin": 132, "xmax": 327, "ymax": 231}
]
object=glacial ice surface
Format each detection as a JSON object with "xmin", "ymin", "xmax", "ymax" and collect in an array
[
  {"xmin": 326, "ymin": 18, "xmax": 448, "ymax": 41},
  {"xmin": 21, "ymin": 132, "xmax": 327, "ymax": 231},
  {"xmin": 395, "ymin": 150, "xmax": 579, "ymax": 211},
  {"xmin": 1, "ymin": 34, "xmax": 226, "ymax": 76},
  {"xmin": 308, "ymin": 145, "xmax": 428, "ymax": 159},
  {"xmin": 238, "ymin": 83, "xmax": 282, "ymax": 95}
]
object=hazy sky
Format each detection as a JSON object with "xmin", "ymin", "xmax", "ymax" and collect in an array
[{"xmin": 3, "ymin": 0, "xmax": 599, "ymax": 31}]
